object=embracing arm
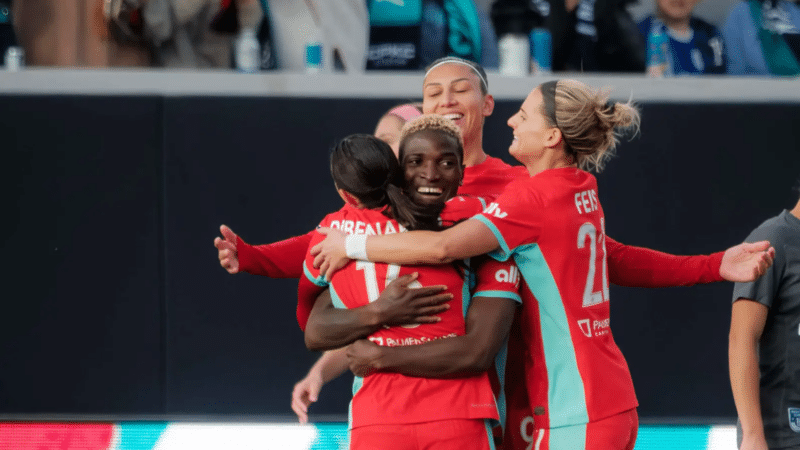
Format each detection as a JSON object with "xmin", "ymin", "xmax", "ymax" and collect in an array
[
  {"xmin": 312, "ymin": 219, "xmax": 499, "ymax": 279},
  {"xmin": 729, "ymin": 298, "xmax": 769, "ymax": 450},
  {"xmin": 214, "ymin": 224, "xmax": 313, "ymax": 278},
  {"xmin": 366, "ymin": 219, "xmax": 498, "ymax": 264},
  {"xmin": 347, "ymin": 297, "xmax": 517, "ymax": 378},
  {"xmin": 607, "ymin": 238, "xmax": 774, "ymax": 287},
  {"xmin": 305, "ymin": 290, "xmax": 385, "ymax": 351},
  {"xmin": 238, "ymin": 231, "xmax": 315, "ymax": 278},
  {"xmin": 606, "ymin": 237, "xmax": 724, "ymax": 287},
  {"xmin": 303, "ymin": 275, "xmax": 453, "ymax": 351}
]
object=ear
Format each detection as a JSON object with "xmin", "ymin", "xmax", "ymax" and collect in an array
[
  {"xmin": 545, "ymin": 127, "xmax": 563, "ymax": 149},
  {"xmin": 337, "ymin": 188, "xmax": 363, "ymax": 208},
  {"xmin": 482, "ymin": 94, "xmax": 495, "ymax": 117}
]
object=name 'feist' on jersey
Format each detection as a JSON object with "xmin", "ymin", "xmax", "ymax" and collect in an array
[{"xmin": 574, "ymin": 189, "xmax": 600, "ymax": 214}]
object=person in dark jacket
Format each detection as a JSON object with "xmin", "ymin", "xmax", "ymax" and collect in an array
[{"xmin": 491, "ymin": 0, "xmax": 646, "ymax": 73}]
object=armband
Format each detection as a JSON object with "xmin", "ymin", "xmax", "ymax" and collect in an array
[{"xmin": 345, "ymin": 234, "xmax": 368, "ymax": 260}]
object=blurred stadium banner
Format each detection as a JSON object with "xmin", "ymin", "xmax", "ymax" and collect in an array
[{"xmin": 0, "ymin": 421, "xmax": 736, "ymax": 449}]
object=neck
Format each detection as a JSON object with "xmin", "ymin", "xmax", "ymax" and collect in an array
[
  {"xmin": 463, "ymin": 133, "xmax": 488, "ymax": 167},
  {"xmin": 658, "ymin": 13, "xmax": 691, "ymax": 33},
  {"xmin": 791, "ymin": 198, "xmax": 800, "ymax": 219},
  {"xmin": 525, "ymin": 152, "xmax": 576, "ymax": 177}
]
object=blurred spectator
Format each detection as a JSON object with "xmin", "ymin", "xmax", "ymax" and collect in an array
[
  {"xmin": 266, "ymin": 0, "xmax": 368, "ymax": 72},
  {"xmin": 140, "ymin": 0, "xmax": 263, "ymax": 68},
  {"xmin": 366, "ymin": 0, "xmax": 498, "ymax": 70},
  {"xmin": 637, "ymin": 0, "xmax": 727, "ymax": 75},
  {"xmin": 1, "ymin": 0, "xmax": 18, "ymax": 58},
  {"xmin": 14, "ymin": 0, "xmax": 150, "ymax": 67},
  {"xmin": 722, "ymin": 0, "xmax": 800, "ymax": 76},
  {"xmin": 491, "ymin": 0, "xmax": 646, "ymax": 73}
]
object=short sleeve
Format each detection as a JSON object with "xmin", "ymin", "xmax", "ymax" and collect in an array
[
  {"xmin": 471, "ymin": 255, "xmax": 523, "ymax": 304},
  {"xmin": 732, "ymin": 225, "xmax": 785, "ymax": 308},
  {"xmin": 297, "ymin": 230, "xmax": 329, "ymax": 331},
  {"xmin": 473, "ymin": 179, "xmax": 543, "ymax": 261}
]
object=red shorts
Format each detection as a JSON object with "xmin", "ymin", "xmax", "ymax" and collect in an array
[
  {"xmin": 527, "ymin": 408, "xmax": 638, "ymax": 450},
  {"xmin": 350, "ymin": 419, "xmax": 495, "ymax": 450}
]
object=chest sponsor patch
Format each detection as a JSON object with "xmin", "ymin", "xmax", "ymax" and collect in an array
[{"xmin": 789, "ymin": 407, "xmax": 800, "ymax": 433}]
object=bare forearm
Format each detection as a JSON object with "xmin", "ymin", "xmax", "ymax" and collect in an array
[
  {"xmin": 367, "ymin": 231, "xmax": 452, "ymax": 265},
  {"xmin": 366, "ymin": 220, "xmax": 498, "ymax": 265},
  {"xmin": 372, "ymin": 298, "xmax": 516, "ymax": 378},
  {"xmin": 314, "ymin": 348, "xmax": 350, "ymax": 383},
  {"xmin": 729, "ymin": 335, "xmax": 765, "ymax": 440},
  {"xmin": 305, "ymin": 306, "xmax": 382, "ymax": 351},
  {"xmin": 377, "ymin": 337, "xmax": 492, "ymax": 377}
]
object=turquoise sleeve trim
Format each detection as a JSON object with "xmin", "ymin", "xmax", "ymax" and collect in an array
[
  {"xmin": 472, "ymin": 290, "xmax": 522, "ymax": 304},
  {"xmin": 329, "ymin": 285, "xmax": 346, "ymax": 310},
  {"xmin": 473, "ymin": 215, "xmax": 513, "ymax": 261},
  {"xmin": 303, "ymin": 262, "xmax": 328, "ymax": 287}
]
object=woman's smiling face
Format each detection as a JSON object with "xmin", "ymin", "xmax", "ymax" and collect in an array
[{"xmin": 402, "ymin": 130, "xmax": 463, "ymax": 207}]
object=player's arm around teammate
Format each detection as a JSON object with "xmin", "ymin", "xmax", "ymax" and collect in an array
[
  {"xmin": 347, "ymin": 255, "xmax": 519, "ymax": 378},
  {"xmin": 303, "ymin": 278, "xmax": 452, "ymax": 351}
]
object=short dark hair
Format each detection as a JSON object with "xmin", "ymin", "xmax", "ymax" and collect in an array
[{"xmin": 398, "ymin": 114, "xmax": 464, "ymax": 166}]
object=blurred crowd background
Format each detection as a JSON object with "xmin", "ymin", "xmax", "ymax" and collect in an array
[{"xmin": 0, "ymin": 0, "xmax": 798, "ymax": 76}]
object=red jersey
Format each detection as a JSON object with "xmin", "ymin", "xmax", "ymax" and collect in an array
[
  {"xmin": 476, "ymin": 168, "xmax": 637, "ymax": 429},
  {"xmin": 459, "ymin": 156, "xmax": 529, "ymax": 199},
  {"xmin": 300, "ymin": 203, "xmax": 520, "ymax": 428}
]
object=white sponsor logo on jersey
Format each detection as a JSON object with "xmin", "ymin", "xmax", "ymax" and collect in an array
[
  {"xmin": 484, "ymin": 202, "xmax": 508, "ymax": 219},
  {"xmin": 495, "ymin": 266, "xmax": 520, "ymax": 285},
  {"xmin": 369, "ymin": 333, "xmax": 457, "ymax": 347},
  {"xmin": 577, "ymin": 318, "xmax": 610, "ymax": 338},
  {"xmin": 593, "ymin": 318, "xmax": 610, "ymax": 336}
]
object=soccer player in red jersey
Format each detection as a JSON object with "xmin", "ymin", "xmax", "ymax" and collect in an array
[
  {"xmin": 310, "ymin": 79, "xmax": 775, "ymax": 450},
  {"xmin": 300, "ymin": 122, "xmax": 520, "ymax": 450}
]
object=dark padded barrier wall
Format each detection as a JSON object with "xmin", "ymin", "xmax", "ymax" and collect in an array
[
  {"xmin": 1, "ymin": 94, "xmax": 799, "ymax": 420},
  {"xmin": 0, "ymin": 95, "xmax": 165, "ymax": 414}
]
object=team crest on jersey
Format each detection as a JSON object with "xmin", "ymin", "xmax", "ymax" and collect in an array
[
  {"xmin": 484, "ymin": 202, "xmax": 508, "ymax": 219},
  {"xmin": 789, "ymin": 408, "xmax": 800, "ymax": 432}
]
